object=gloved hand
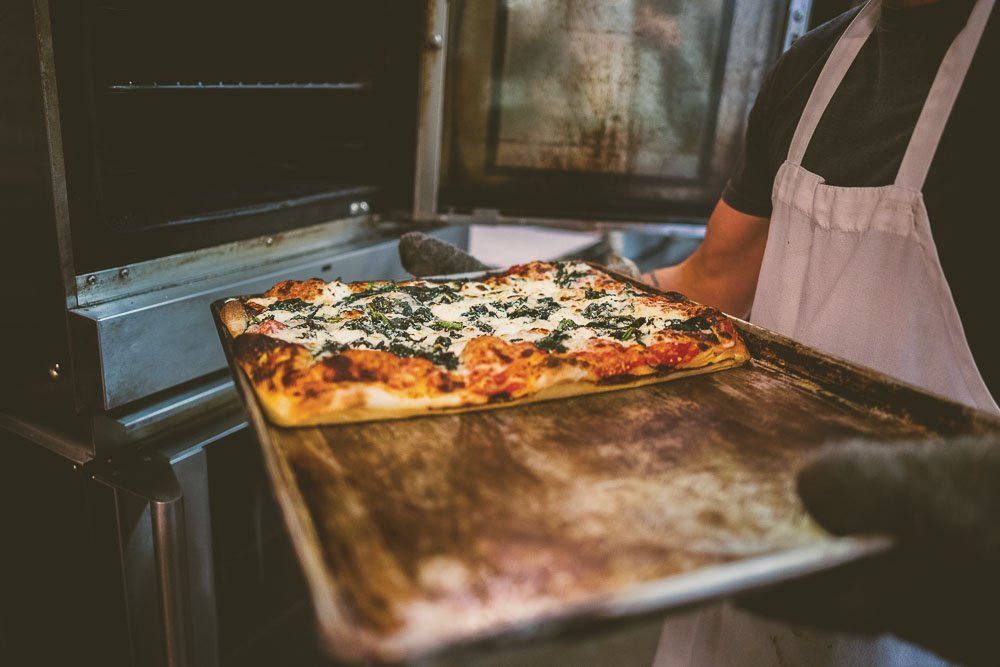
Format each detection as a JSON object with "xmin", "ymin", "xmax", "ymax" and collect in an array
[
  {"xmin": 398, "ymin": 231, "xmax": 489, "ymax": 277},
  {"xmin": 398, "ymin": 230, "xmax": 642, "ymax": 279},
  {"xmin": 739, "ymin": 436, "xmax": 1000, "ymax": 666}
]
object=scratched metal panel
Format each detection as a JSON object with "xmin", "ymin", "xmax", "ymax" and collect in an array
[{"xmin": 212, "ymin": 286, "xmax": 1000, "ymax": 664}]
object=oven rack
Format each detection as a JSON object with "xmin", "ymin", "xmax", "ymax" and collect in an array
[{"xmin": 107, "ymin": 81, "xmax": 370, "ymax": 92}]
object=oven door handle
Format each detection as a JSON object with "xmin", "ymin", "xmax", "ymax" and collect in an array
[{"xmin": 94, "ymin": 450, "xmax": 194, "ymax": 667}]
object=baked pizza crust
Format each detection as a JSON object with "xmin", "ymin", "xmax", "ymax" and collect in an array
[
  {"xmin": 222, "ymin": 262, "xmax": 751, "ymax": 427},
  {"xmin": 253, "ymin": 356, "xmax": 747, "ymax": 427},
  {"xmin": 220, "ymin": 299, "xmax": 251, "ymax": 338}
]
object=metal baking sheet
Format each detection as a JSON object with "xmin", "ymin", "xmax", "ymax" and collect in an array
[{"xmin": 211, "ymin": 272, "xmax": 1000, "ymax": 664}]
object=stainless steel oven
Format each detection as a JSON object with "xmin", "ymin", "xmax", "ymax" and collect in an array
[{"xmin": 0, "ymin": 0, "xmax": 808, "ymax": 665}]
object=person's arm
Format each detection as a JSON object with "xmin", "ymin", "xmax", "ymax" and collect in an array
[{"xmin": 641, "ymin": 199, "xmax": 770, "ymax": 317}]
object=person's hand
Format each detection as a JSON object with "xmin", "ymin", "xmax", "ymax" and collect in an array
[
  {"xmin": 398, "ymin": 231, "xmax": 489, "ymax": 277},
  {"xmin": 739, "ymin": 436, "xmax": 1000, "ymax": 666}
]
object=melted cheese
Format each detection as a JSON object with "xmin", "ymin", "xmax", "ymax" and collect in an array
[{"xmin": 248, "ymin": 262, "xmax": 727, "ymax": 368}]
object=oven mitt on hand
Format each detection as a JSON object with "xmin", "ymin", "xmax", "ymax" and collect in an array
[
  {"xmin": 739, "ymin": 437, "xmax": 1000, "ymax": 667},
  {"xmin": 604, "ymin": 254, "xmax": 641, "ymax": 279},
  {"xmin": 398, "ymin": 231, "xmax": 489, "ymax": 277},
  {"xmin": 399, "ymin": 230, "xmax": 643, "ymax": 279}
]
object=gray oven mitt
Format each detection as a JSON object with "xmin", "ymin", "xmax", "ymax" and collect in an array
[
  {"xmin": 739, "ymin": 436, "xmax": 1000, "ymax": 666},
  {"xmin": 398, "ymin": 230, "xmax": 642, "ymax": 279},
  {"xmin": 398, "ymin": 231, "xmax": 489, "ymax": 277}
]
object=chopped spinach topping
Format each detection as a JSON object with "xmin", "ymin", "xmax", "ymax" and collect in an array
[
  {"xmin": 432, "ymin": 319, "xmax": 463, "ymax": 331},
  {"xmin": 506, "ymin": 296, "xmax": 561, "ymax": 320},
  {"xmin": 369, "ymin": 339, "xmax": 459, "ymax": 370},
  {"xmin": 314, "ymin": 340, "xmax": 348, "ymax": 357},
  {"xmin": 341, "ymin": 283, "xmax": 394, "ymax": 305},
  {"xmin": 412, "ymin": 306, "xmax": 435, "ymax": 323},
  {"xmin": 664, "ymin": 314, "xmax": 713, "ymax": 332},
  {"xmin": 398, "ymin": 283, "xmax": 460, "ymax": 304},
  {"xmin": 586, "ymin": 315, "xmax": 648, "ymax": 343},
  {"xmin": 267, "ymin": 298, "xmax": 311, "ymax": 312},
  {"xmin": 247, "ymin": 313, "xmax": 275, "ymax": 327},
  {"xmin": 584, "ymin": 288, "xmax": 606, "ymax": 300},
  {"xmin": 369, "ymin": 295, "xmax": 413, "ymax": 317},
  {"xmin": 463, "ymin": 303, "xmax": 495, "ymax": 320},
  {"xmin": 535, "ymin": 329, "xmax": 571, "ymax": 353},
  {"xmin": 554, "ymin": 262, "xmax": 589, "ymax": 288},
  {"xmin": 582, "ymin": 302, "xmax": 615, "ymax": 319},
  {"xmin": 557, "ymin": 318, "xmax": 578, "ymax": 331}
]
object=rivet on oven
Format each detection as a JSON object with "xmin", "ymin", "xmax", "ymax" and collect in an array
[
  {"xmin": 264, "ymin": 236, "xmax": 274, "ymax": 246},
  {"xmin": 429, "ymin": 33, "xmax": 444, "ymax": 49},
  {"xmin": 359, "ymin": 201, "xmax": 370, "ymax": 213},
  {"xmin": 48, "ymin": 363, "xmax": 61, "ymax": 380},
  {"xmin": 119, "ymin": 267, "xmax": 130, "ymax": 279},
  {"xmin": 350, "ymin": 202, "xmax": 361, "ymax": 215},
  {"xmin": 86, "ymin": 275, "xmax": 98, "ymax": 286}
]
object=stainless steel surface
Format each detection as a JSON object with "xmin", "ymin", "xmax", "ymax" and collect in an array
[
  {"xmin": 713, "ymin": 0, "xmax": 790, "ymax": 191},
  {"xmin": 783, "ymin": 0, "xmax": 814, "ymax": 50},
  {"xmin": 69, "ymin": 224, "xmax": 468, "ymax": 412},
  {"xmin": 32, "ymin": 0, "xmax": 77, "ymax": 309},
  {"xmin": 436, "ymin": 211, "xmax": 708, "ymax": 238},
  {"xmin": 107, "ymin": 81, "xmax": 369, "ymax": 92},
  {"xmin": 92, "ymin": 375, "xmax": 241, "ymax": 449},
  {"xmin": 150, "ymin": 469, "xmax": 194, "ymax": 667},
  {"xmin": 413, "ymin": 0, "xmax": 448, "ymax": 221},
  {"xmin": 95, "ymin": 450, "xmax": 195, "ymax": 667},
  {"xmin": 0, "ymin": 411, "xmax": 93, "ymax": 465},
  {"xmin": 169, "ymin": 445, "xmax": 220, "ymax": 667},
  {"xmin": 74, "ymin": 216, "xmax": 374, "ymax": 307}
]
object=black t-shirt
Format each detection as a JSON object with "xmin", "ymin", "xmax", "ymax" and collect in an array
[{"xmin": 723, "ymin": 0, "xmax": 999, "ymax": 403}]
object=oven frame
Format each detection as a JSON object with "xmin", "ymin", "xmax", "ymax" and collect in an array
[{"xmin": 413, "ymin": 0, "xmax": 804, "ymax": 234}]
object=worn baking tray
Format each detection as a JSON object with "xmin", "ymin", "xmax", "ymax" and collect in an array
[{"xmin": 211, "ymin": 269, "xmax": 1000, "ymax": 664}]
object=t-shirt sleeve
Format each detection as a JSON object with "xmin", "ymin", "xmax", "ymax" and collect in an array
[{"xmin": 721, "ymin": 67, "xmax": 780, "ymax": 218}]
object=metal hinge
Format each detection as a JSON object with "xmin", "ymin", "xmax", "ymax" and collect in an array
[
  {"xmin": 783, "ymin": 0, "xmax": 813, "ymax": 51},
  {"xmin": 471, "ymin": 208, "xmax": 502, "ymax": 225}
]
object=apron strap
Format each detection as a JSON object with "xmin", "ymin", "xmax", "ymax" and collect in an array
[
  {"xmin": 786, "ymin": 0, "xmax": 881, "ymax": 165},
  {"xmin": 894, "ymin": 0, "xmax": 995, "ymax": 191}
]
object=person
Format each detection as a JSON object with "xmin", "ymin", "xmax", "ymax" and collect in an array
[
  {"xmin": 400, "ymin": 0, "xmax": 999, "ymax": 662},
  {"xmin": 641, "ymin": 0, "xmax": 999, "ymax": 663}
]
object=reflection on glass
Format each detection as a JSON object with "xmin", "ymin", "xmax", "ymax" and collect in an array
[{"xmin": 493, "ymin": 0, "xmax": 729, "ymax": 179}]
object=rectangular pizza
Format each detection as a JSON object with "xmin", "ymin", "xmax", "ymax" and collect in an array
[{"xmin": 220, "ymin": 261, "xmax": 750, "ymax": 426}]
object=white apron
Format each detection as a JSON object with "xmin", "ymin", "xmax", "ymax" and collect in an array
[{"xmin": 654, "ymin": 0, "xmax": 998, "ymax": 664}]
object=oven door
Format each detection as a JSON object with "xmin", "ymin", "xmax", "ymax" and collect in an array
[
  {"xmin": 414, "ymin": 0, "xmax": 803, "ymax": 246},
  {"xmin": 47, "ymin": 0, "xmax": 424, "ymax": 275}
]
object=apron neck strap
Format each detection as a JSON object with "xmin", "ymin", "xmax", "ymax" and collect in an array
[
  {"xmin": 894, "ymin": 0, "xmax": 994, "ymax": 190},
  {"xmin": 786, "ymin": 0, "xmax": 881, "ymax": 166}
]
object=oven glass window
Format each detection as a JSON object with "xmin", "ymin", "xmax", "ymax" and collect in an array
[
  {"xmin": 441, "ymin": 0, "xmax": 786, "ymax": 220},
  {"xmin": 495, "ymin": 1, "xmax": 729, "ymax": 179}
]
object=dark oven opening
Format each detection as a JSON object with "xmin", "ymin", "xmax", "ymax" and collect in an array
[{"xmin": 50, "ymin": 1, "xmax": 424, "ymax": 273}]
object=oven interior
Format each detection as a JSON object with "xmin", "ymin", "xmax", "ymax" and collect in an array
[{"xmin": 50, "ymin": 0, "xmax": 424, "ymax": 273}]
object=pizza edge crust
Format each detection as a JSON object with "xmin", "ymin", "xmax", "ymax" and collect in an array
[
  {"xmin": 220, "ymin": 299, "xmax": 251, "ymax": 337},
  {"xmin": 249, "ymin": 349, "xmax": 749, "ymax": 427}
]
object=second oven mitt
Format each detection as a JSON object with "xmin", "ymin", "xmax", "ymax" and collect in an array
[
  {"xmin": 398, "ymin": 231, "xmax": 489, "ymax": 277},
  {"xmin": 399, "ymin": 230, "xmax": 644, "ymax": 279},
  {"xmin": 739, "ymin": 436, "xmax": 1000, "ymax": 667}
]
